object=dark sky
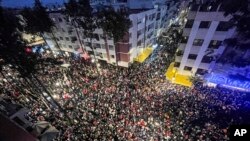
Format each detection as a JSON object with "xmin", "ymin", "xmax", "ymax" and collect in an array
[{"xmin": 2, "ymin": 0, "xmax": 66, "ymax": 8}]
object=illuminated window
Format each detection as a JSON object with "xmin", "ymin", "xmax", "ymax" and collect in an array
[
  {"xmin": 193, "ymin": 39, "xmax": 204, "ymax": 46},
  {"xmin": 208, "ymin": 40, "xmax": 222, "ymax": 49}
]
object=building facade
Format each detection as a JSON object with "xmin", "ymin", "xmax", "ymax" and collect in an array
[
  {"xmin": 166, "ymin": 0, "xmax": 236, "ymax": 86},
  {"xmin": 44, "ymin": 0, "xmax": 180, "ymax": 67}
]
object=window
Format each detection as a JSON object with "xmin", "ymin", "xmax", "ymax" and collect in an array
[
  {"xmin": 137, "ymin": 18, "xmax": 142, "ymax": 24},
  {"xmin": 156, "ymin": 13, "xmax": 161, "ymax": 20},
  {"xmin": 174, "ymin": 62, "xmax": 180, "ymax": 67},
  {"xmin": 201, "ymin": 56, "xmax": 213, "ymax": 63},
  {"xmin": 149, "ymin": 14, "xmax": 154, "ymax": 21},
  {"xmin": 94, "ymin": 34, "xmax": 100, "ymax": 41},
  {"xmin": 129, "ymin": 43, "xmax": 132, "ymax": 49},
  {"xmin": 100, "ymin": 34, "xmax": 104, "ymax": 39},
  {"xmin": 65, "ymin": 37, "xmax": 70, "ymax": 41},
  {"xmin": 181, "ymin": 36, "xmax": 188, "ymax": 43},
  {"xmin": 74, "ymin": 45, "xmax": 80, "ymax": 50},
  {"xmin": 59, "ymin": 37, "xmax": 63, "ymax": 40},
  {"xmin": 111, "ymin": 55, "xmax": 115, "ymax": 58},
  {"xmin": 199, "ymin": 21, "xmax": 211, "ymax": 28},
  {"xmin": 147, "ymin": 23, "xmax": 154, "ymax": 31},
  {"xmin": 188, "ymin": 54, "xmax": 197, "ymax": 60},
  {"xmin": 185, "ymin": 19, "xmax": 194, "ymax": 28},
  {"xmin": 196, "ymin": 68, "xmax": 208, "ymax": 75},
  {"xmin": 62, "ymin": 28, "xmax": 65, "ymax": 32},
  {"xmin": 193, "ymin": 39, "xmax": 204, "ymax": 46},
  {"xmin": 97, "ymin": 52, "xmax": 103, "ymax": 58},
  {"xmin": 216, "ymin": 21, "xmax": 230, "ymax": 31},
  {"xmin": 137, "ymin": 40, "xmax": 142, "ymax": 46},
  {"xmin": 68, "ymin": 30, "xmax": 73, "ymax": 35},
  {"xmin": 94, "ymin": 43, "xmax": 101, "ymax": 49},
  {"xmin": 137, "ymin": 28, "xmax": 144, "ymax": 38},
  {"xmin": 71, "ymin": 36, "xmax": 77, "ymax": 43},
  {"xmin": 68, "ymin": 45, "xmax": 73, "ymax": 48},
  {"xmin": 107, "ymin": 35, "xmax": 112, "ymax": 40},
  {"xmin": 184, "ymin": 66, "xmax": 192, "ymax": 71},
  {"xmin": 109, "ymin": 45, "xmax": 114, "ymax": 50},
  {"xmin": 88, "ymin": 51, "xmax": 94, "ymax": 55},
  {"xmin": 85, "ymin": 42, "xmax": 91, "ymax": 47},
  {"xmin": 152, "ymin": 13, "xmax": 156, "ymax": 20},
  {"xmin": 58, "ymin": 18, "xmax": 63, "ymax": 22},
  {"xmin": 176, "ymin": 50, "xmax": 184, "ymax": 56},
  {"xmin": 101, "ymin": 44, "xmax": 105, "ymax": 49},
  {"xmin": 208, "ymin": 40, "xmax": 222, "ymax": 49}
]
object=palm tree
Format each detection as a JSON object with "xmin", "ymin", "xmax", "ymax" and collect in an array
[{"xmin": 20, "ymin": 0, "xmax": 62, "ymax": 56}]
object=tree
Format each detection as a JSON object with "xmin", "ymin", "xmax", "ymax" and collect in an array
[
  {"xmin": 96, "ymin": 6, "xmax": 131, "ymax": 63},
  {"xmin": 97, "ymin": 7, "xmax": 131, "ymax": 43},
  {"xmin": 21, "ymin": 0, "xmax": 61, "ymax": 56},
  {"xmin": 64, "ymin": 0, "xmax": 98, "ymax": 61},
  {"xmin": 221, "ymin": 0, "xmax": 250, "ymax": 39},
  {"xmin": 0, "ymin": 2, "xmax": 37, "ymax": 76},
  {"xmin": 64, "ymin": 0, "xmax": 86, "ymax": 57}
]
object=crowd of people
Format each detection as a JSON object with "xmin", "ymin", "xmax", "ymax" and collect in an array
[{"xmin": 1, "ymin": 45, "xmax": 250, "ymax": 141}]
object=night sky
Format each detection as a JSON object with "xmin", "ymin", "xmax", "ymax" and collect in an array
[{"xmin": 2, "ymin": 0, "xmax": 66, "ymax": 8}]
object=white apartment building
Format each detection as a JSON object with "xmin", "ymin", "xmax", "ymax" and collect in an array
[
  {"xmin": 173, "ymin": 1, "xmax": 235, "ymax": 77},
  {"xmin": 44, "ymin": 0, "xmax": 180, "ymax": 67}
]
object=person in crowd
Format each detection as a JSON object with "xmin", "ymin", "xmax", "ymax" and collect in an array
[{"xmin": 0, "ymin": 46, "xmax": 250, "ymax": 141}]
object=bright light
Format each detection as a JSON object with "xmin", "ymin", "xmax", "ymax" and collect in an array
[
  {"xmin": 55, "ymin": 82, "xmax": 60, "ymax": 86},
  {"xmin": 91, "ymin": 59, "xmax": 95, "ymax": 63},
  {"xmin": 97, "ymin": 63, "xmax": 100, "ymax": 67},
  {"xmin": 152, "ymin": 44, "xmax": 158, "ymax": 49},
  {"xmin": 205, "ymin": 73, "xmax": 250, "ymax": 92},
  {"xmin": 52, "ymin": 94, "xmax": 59, "ymax": 99},
  {"xmin": 43, "ymin": 92, "xmax": 48, "ymax": 96}
]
